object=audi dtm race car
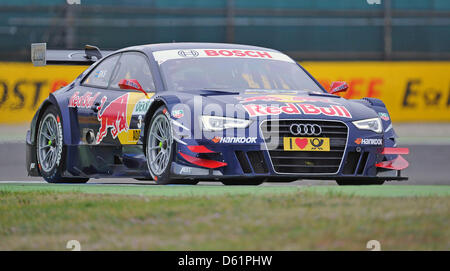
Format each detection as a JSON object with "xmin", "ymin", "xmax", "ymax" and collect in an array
[{"xmin": 27, "ymin": 42, "xmax": 409, "ymax": 185}]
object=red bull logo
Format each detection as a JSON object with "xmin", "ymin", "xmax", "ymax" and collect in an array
[
  {"xmin": 243, "ymin": 103, "xmax": 352, "ymax": 118},
  {"xmin": 96, "ymin": 94, "xmax": 129, "ymax": 144},
  {"xmin": 68, "ymin": 91, "xmax": 101, "ymax": 108}
]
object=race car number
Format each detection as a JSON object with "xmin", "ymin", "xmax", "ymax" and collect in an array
[{"xmin": 283, "ymin": 137, "xmax": 330, "ymax": 151}]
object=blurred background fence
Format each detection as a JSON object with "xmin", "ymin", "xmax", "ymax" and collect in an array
[{"xmin": 0, "ymin": 0, "xmax": 449, "ymax": 61}]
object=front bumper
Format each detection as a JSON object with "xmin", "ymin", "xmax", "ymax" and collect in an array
[
  {"xmin": 170, "ymin": 159, "xmax": 408, "ymax": 181},
  {"xmin": 172, "ymin": 118, "xmax": 408, "ymax": 181},
  {"xmin": 172, "ymin": 140, "xmax": 409, "ymax": 181}
]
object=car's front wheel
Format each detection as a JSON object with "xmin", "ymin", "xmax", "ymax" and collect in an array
[
  {"xmin": 145, "ymin": 106, "xmax": 198, "ymax": 185},
  {"xmin": 37, "ymin": 105, "xmax": 88, "ymax": 183}
]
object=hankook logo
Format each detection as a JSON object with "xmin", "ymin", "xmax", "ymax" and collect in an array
[{"xmin": 213, "ymin": 137, "xmax": 257, "ymax": 144}]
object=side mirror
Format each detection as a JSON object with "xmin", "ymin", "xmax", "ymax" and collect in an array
[
  {"xmin": 118, "ymin": 79, "xmax": 149, "ymax": 97},
  {"xmin": 329, "ymin": 81, "xmax": 348, "ymax": 94}
]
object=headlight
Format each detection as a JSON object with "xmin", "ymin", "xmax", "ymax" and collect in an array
[
  {"xmin": 201, "ymin": 116, "xmax": 252, "ymax": 131},
  {"xmin": 352, "ymin": 118, "xmax": 382, "ymax": 133}
]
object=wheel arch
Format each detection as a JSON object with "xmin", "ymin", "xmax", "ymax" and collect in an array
[
  {"xmin": 30, "ymin": 98, "xmax": 58, "ymax": 146},
  {"xmin": 30, "ymin": 95, "xmax": 65, "ymax": 176},
  {"xmin": 142, "ymin": 98, "xmax": 168, "ymax": 152}
]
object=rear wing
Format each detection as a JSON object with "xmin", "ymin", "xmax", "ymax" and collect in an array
[{"xmin": 31, "ymin": 43, "xmax": 115, "ymax": 66}]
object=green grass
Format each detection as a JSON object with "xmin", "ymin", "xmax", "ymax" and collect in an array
[
  {"xmin": 0, "ymin": 183, "xmax": 304, "ymax": 197},
  {"xmin": 0, "ymin": 184, "xmax": 449, "ymax": 250},
  {"xmin": 1, "ymin": 183, "xmax": 450, "ymax": 197}
]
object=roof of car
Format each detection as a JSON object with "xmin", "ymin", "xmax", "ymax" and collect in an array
[{"xmin": 118, "ymin": 42, "xmax": 280, "ymax": 54}]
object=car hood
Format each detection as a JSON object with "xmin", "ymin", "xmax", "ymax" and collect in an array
[{"xmin": 167, "ymin": 89, "xmax": 378, "ymax": 121}]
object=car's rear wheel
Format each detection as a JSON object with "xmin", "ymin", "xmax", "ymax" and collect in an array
[
  {"xmin": 336, "ymin": 179, "xmax": 385, "ymax": 185},
  {"xmin": 145, "ymin": 106, "xmax": 198, "ymax": 185},
  {"xmin": 37, "ymin": 105, "xmax": 88, "ymax": 183}
]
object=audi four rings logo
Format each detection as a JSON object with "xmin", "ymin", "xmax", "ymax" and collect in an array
[
  {"xmin": 289, "ymin": 124, "xmax": 322, "ymax": 136},
  {"xmin": 178, "ymin": 50, "xmax": 199, "ymax": 57}
]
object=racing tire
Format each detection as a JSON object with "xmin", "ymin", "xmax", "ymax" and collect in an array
[
  {"xmin": 36, "ymin": 105, "xmax": 89, "ymax": 183},
  {"xmin": 335, "ymin": 179, "xmax": 385, "ymax": 186},
  {"xmin": 145, "ymin": 106, "xmax": 198, "ymax": 185},
  {"xmin": 221, "ymin": 178, "xmax": 265, "ymax": 186}
]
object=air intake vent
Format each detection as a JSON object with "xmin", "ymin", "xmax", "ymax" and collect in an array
[
  {"xmin": 261, "ymin": 120, "xmax": 348, "ymax": 174},
  {"xmin": 235, "ymin": 151, "xmax": 268, "ymax": 174},
  {"xmin": 235, "ymin": 151, "xmax": 252, "ymax": 174},
  {"xmin": 343, "ymin": 152, "xmax": 361, "ymax": 174},
  {"xmin": 247, "ymin": 151, "xmax": 268, "ymax": 173},
  {"xmin": 357, "ymin": 152, "xmax": 369, "ymax": 175}
]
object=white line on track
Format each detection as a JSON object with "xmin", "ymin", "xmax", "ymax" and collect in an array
[{"xmin": 0, "ymin": 180, "xmax": 46, "ymax": 184}]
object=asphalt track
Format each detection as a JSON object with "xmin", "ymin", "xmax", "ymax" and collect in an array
[{"xmin": 0, "ymin": 143, "xmax": 448, "ymax": 186}]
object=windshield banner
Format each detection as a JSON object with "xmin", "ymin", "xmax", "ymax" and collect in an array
[{"xmin": 153, "ymin": 49, "xmax": 295, "ymax": 64}]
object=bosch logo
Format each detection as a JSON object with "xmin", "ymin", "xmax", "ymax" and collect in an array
[
  {"xmin": 178, "ymin": 50, "xmax": 199, "ymax": 57},
  {"xmin": 289, "ymin": 124, "xmax": 322, "ymax": 136}
]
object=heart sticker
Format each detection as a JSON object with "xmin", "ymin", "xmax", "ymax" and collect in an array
[{"xmin": 295, "ymin": 138, "xmax": 308, "ymax": 149}]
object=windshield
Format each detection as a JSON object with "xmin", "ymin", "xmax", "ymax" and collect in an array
[{"xmin": 157, "ymin": 55, "xmax": 323, "ymax": 92}]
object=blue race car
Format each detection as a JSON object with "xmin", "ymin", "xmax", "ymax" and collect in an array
[{"xmin": 26, "ymin": 42, "xmax": 409, "ymax": 185}]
